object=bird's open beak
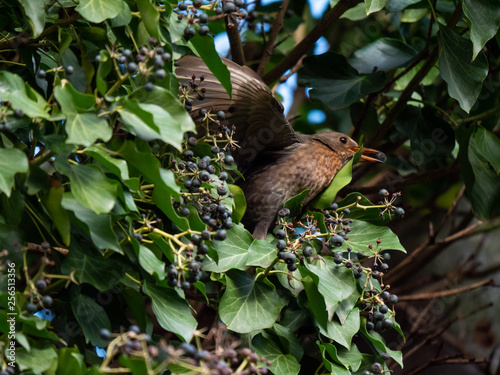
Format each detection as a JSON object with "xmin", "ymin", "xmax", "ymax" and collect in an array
[{"xmin": 349, "ymin": 147, "xmax": 386, "ymax": 163}]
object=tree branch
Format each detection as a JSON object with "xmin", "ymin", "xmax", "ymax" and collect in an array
[
  {"xmin": 257, "ymin": 0, "xmax": 291, "ymax": 76},
  {"xmin": 262, "ymin": 0, "xmax": 363, "ymax": 85},
  {"xmin": 398, "ymin": 278, "xmax": 494, "ymax": 301},
  {"xmin": 225, "ymin": 14, "xmax": 245, "ymax": 65}
]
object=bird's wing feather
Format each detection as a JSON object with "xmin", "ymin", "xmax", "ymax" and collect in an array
[{"xmin": 176, "ymin": 55, "xmax": 301, "ymax": 169}]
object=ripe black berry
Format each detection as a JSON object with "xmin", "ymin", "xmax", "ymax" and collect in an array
[
  {"xmin": 215, "ymin": 229, "xmax": 227, "ymax": 241},
  {"xmin": 276, "ymin": 240, "xmax": 286, "ymax": 251},
  {"xmin": 42, "ymin": 295, "xmax": 53, "ymax": 307},
  {"xmin": 178, "ymin": 2, "xmax": 188, "ymax": 11},
  {"xmin": 371, "ymin": 362, "xmax": 383, "ymax": 374},
  {"xmin": 191, "ymin": 234, "xmax": 201, "ymax": 246},
  {"xmin": 381, "ymin": 352, "xmax": 391, "ymax": 361},
  {"xmin": 219, "ymin": 171, "xmax": 228, "ymax": 181},
  {"xmin": 395, "ymin": 207, "xmax": 405, "ymax": 217},
  {"xmin": 288, "ymin": 263, "xmax": 298, "ymax": 272},
  {"xmin": 378, "ymin": 304, "xmax": 389, "ymax": 314},
  {"xmin": 162, "ymin": 52, "xmax": 171, "ymax": 61},
  {"xmin": 13, "ymin": 109, "xmax": 23, "ymax": 118},
  {"xmin": 383, "ymin": 318, "xmax": 394, "ymax": 329},
  {"xmin": 199, "ymin": 25, "xmax": 209, "ymax": 36},
  {"xmin": 330, "ymin": 235, "xmax": 344, "ymax": 247},
  {"xmin": 199, "ymin": 170, "xmax": 210, "ymax": 182},
  {"xmin": 184, "ymin": 27, "xmax": 195, "ymax": 40},
  {"xmin": 199, "ymin": 13, "xmax": 209, "ymax": 23},
  {"xmin": 26, "ymin": 302, "xmax": 37, "ymax": 313},
  {"xmin": 224, "ymin": 155, "xmax": 234, "ymax": 166},
  {"xmin": 37, "ymin": 69, "xmax": 46, "ymax": 79},
  {"xmin": 274, "ymin": 229, "xmax": 286, "ymax": 239},
  {"xmin": 181, "ymin": 281, "xmax": 191, "ymax": 290},
  {"xmin": 65, "ymin": 65, "xmax": 74, "ymax": 75},
  {"xmin": 99, "ymin": 328, "xmax": 111, "ymax": 339},
  {"xmin": 379, "ymin": 189, "xmax": 388, "ymax": 197},
  {"xmin": 180, "ymin": 207, "xmax": 190, "ymax": 217},
  {"xmin": 283, "ymin": 252, "xmax": 296, "ymax": 265},
  {"xmin": 303, "ymin": 246, "xmax": 312, "ymax": 257},
  {"xmin": 223, "ymin": 1, "xmax": 237, "ymax": 13},
  {"xmin": 198, "ymin": 243, "xmax": 209, "ymax": 255},
  {"xmin": 127, "ymin": 62, "xmax": 138, "ymax": 74},
  {"xmin": 366, "ymin": 321, "xmax": 374, "ymax": 330},
  {"xmin": 35, "ymin": 279, "xmax": 47, "ymax": 290},
  {"xmin": 145, "ymin": 82, "xmax": 154, "ymax": 91},
  {"xmin": 345, "ymin": 260, "xmax": 353, "ymax": 268}
]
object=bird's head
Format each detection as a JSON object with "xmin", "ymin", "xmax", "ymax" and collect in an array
[{"xmin": 311, "ymin": 132, "xmax": 386, "ymax": 164}]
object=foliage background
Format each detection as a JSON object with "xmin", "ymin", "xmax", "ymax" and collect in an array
[{"xmin": 0, "ymin": 0, "xmax": 500, "ymax": 374}]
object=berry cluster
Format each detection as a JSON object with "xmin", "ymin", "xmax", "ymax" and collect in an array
[
  {"xmin": 99, "ymin": 325, "xmax": 271, "ymax": 375},
  {"xmin": 0, "ymin": 100, "xmax": 25, "ymax": 132}
]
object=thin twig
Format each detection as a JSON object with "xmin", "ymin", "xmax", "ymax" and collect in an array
[
  {"xmin": 257, "ymin": 0, "xmax": 291, "ymax": 76},
  {"xmin": 225, "ymin": 13, "xmax": 245, "ymax": 65},
  {"xmin": 398, "ymin": 278, "xmax": 494, "ymax": 301},
  {"xmin": 262, "ymin": 0, "xmax": 363, "ymax": 84}
]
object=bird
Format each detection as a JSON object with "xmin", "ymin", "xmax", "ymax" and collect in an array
[{"xmin": 176, "ymin": 55, "xmax": 386, "ymax": 239}]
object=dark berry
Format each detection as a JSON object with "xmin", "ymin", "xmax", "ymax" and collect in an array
[
  {"xmin": 343, "ymin": 208, "xmax": 350, "ymax": 214},
  {"xmin": 274, "ymin": 229, "xmax": 286, "ymax": 239},
  {"xmin": 276, "ymin": 240, "xmax": 287, "ymax": 251},
  {"xmin": 380, "ymin": 263, "xmax": 389, "ymax": 272},
  {"xmin": 188, "ymin": 136, "xmax": 198, "ymax": 147},
  {"xmin": 219, "ymin": 171, "xmax": 228, "ymax": 181},
  {"xmin": 381, "ymin": 352, "xmax": 391, "ymax": 361},
  {"xmin": 139, "ymin": 46, "xmax": 148, "ymax": 55},
  {"xmin": 207, "ymin": 165, "xmax": 216, "ymax": 174},
  {"xmin": 35, "ymin": 279, "xmax": 47, "ymax": 290},
  {"xmin": 180, "ymin": 207, "xmax": 190, "ymax": 217},
  {"xmin": 223, "ymin": 1, "xmax": 237, "ymax": 13},
  {"xmin": 395, "ymin": 207, "xmax": 405, "ymax": 217},
  {"xmin": 215, "ymin": 229, "xmax": 227, "ymax": 241},
  {"xmin": 191, "ymin": 234, "xmax": 201, "ymax": 245},
  {"xmin": 378, "ymin": 304, "xmax": 389, "ymax": 314},
  {"xmin": 181, "ymin": 281, "xmax": 191, "ymax": 290},
  {"xmin": 178, "ymin": 2, "xmax": 188, "ymax": 11},
  {"xmin": 154, "ymin": 56, "xmax": 164, "ymax": 68},
  {"xmin": 362, "ymin": 371, "xmax": 371, "ymax": 375},
  {"xmin": 37, "ymin": 69, "xmax": 46, "ymax": 79},
  {"xmin": 180, "ymin": 343, "xmax": 196, "ymax": 356},
  {"xmin": 199, "ymin": 25, "xmax": 209, "ymax": 36},
  {"xmin": 379, "ymin": 189, "xmax": 389, "ymax": 197},
  {"xmin": 129, "ymin": 325, "xmax": 141, "ymax": 334},
  {"xmin": 184, "ymin": 150, "xmax": 194, "ymax": 159},
  {"xmin": 162, "ymin": 52, "xmax": 171, "ymax": 61},
  {"xmin": 184, "ymin": 27, "xmax": 196, "ymax": 40},
  {"xmin": 334, "ymin": 253, "xmax": 343, "ymax": 264},
  {"xmin": 303, "ymin": 246, "xmax": 312, "ymax": 257},
  {"xmin": 277, "ymin": 251, "xmax": 285, "ymax": 259},
  {"xmin": 388, "ymin": 294, "xmax": 398, "ymax": 304},
  {"xmin": 122, "ymin": 49, "xmax": 132, "ymax": 57},
  {"xmin": 383, "ymin": 318, "xmax": 394, "ymax": 329},
  {"xmin": 118, "ymin": 55, "xmax": 127, "ymax": 64},
  {"xmin": 199, "ymin": 170, "xmax": 210, "ymax": 182},
  {"xmin": 99, "ymin": 328, "xmax": 111, "ymax": 339},
  {"xmin": 217, "ymin": 111, "xmax": 225, "ymax": 120},
  {"xmin": 199, "ymin": 13, "xmax": 209, "ymax": 23},
  {"xmin": 330, "ymin": 235, "xmax": 344, "ymax": 247},
  {"xmin": 42, "ymin": 295, "xmax": 53, "ymax": 307},
  {"xmin": 345, "ymin": 260, "xmax": 353, "ymax": 268},
  {"xmin": 26, "ymin": 302, "xmax": 37, "ymax": 313},
  {"xmin": 371, "ymin": 362, "xmax": 383, "ymax": 374},
  {"xmin": 149, "ymin": 36, "xmax": 157, "ymax": 44},
  {"xmin": 211, "ymin": 145, "xmax": 220, "ymax": 154},
  {"xmin": 380, "ymin": 291, "xmax": 390, "ymax": 301},
  {"xmin": 193, "ymin": 0, "xmax": 202, "ymax": 7},
  {"xmin": 224, "ymin": 155, "xmax": 234, "ymax": 166},
  {"xmin": 283, "ymin": 252, "xmax": 296, "ymax": 265},
  {"xmin": 127, "ymin": 62, "xmax": 138, "ymax": 74},
  {"xmin": 366, "ymin": 321, "xmax": 375, "ymax": 330},
  {"xmin": 383, "ymin": 252, "xmax": 391, "ymax": 261},
  {"xmin": 329, "ymin": 202, "xmax": 338, "ymax": 210},
  {"xmin": 198, "ymin": 243, "xmax": 209, "ymax": 255},
  {"xmin": 278, "ymin": 208, "xmax": 290, "ymax": 217},
  {"xmin": 373, "ymin": 311, "xmax": 384, "ymax": 321},
  {"xmin": 145, "ymin": 82, "xmax": 154, "ymax": 91},
  {"xmin": 65, "ymin": 65, "xmax": 74, "ymax": 75},
  {"xmin": 13, "ymin": 109, "xmax": 23, "ymax": 118},
  {"xmin": 217, "ymin": 186, "xmax": 227, "ymax": 195}
]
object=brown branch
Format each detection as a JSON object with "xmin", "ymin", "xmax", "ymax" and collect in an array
[
  {"xmin": 225, "ymin": 13, "xmax": 245, "ymax": 65},
  {"xmin": 0, "ymin": 12, "xmax": 82, "ymax": 50},
  {"xmin": 271, "ymin": 55, "xmax": 305, "ymax": 93},
  {"xmin": 398, "ymin": 278, "xmax": 494, "ymax": 301},
  {"xmin": 405, "ymin": 355, "xmax": 489, "ymax": 375},
  {"xmin": 262, "ymin": 0, "xmax": 363, "ymax": 85},
  {"xmin": 257, "ymin": 0, "xmax": 291, "ymax": 76}
]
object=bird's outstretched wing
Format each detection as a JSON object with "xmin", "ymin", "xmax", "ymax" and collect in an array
[{"xmin": 175, "ymin": 55, "xmax": 301, "ymax": 170}]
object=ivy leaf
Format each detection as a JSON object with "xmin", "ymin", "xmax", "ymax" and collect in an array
[
  {"xmin": 304, "ymin": 258, "xmax": 358, "ymax": 320},
  {"xmin": 84, "ymin": 146, "xmax": 130, "ymax": 180},
  {"xmin": 203, "ymin": 224, "xmax": 251, "ymax": 272},
  {"xmin": 340, "ymin": 220, "xmax": 406, "ymax": 253},
  {"xmin": 365, "ymin": 0, "xmax": 388, "ymax": 14},
  {"xmin": 219, "ymin": 270, "xmax": 285, "ymax": 333},
  {"xmin": 318, "ymin": 341, "xmax": 362, "ymax": 373},
  {"xmin": 65, "ymin": 113, "xmax": 112, "ymax": 146},
  {"xmin": 437, "ymin": 26, "xmax": 489, "ymax": 113},
  {"xmin": 253, "ymin": 332, "xmax": 300, "ymax": 375},
  {"xmin": 463, "ymin": 0, "xmax": 500, "ymax": 60},
  {"xmin": 137, "ymin": 0, "xmax": 160, "ymax": 38},
  {"xmin": 75, "ymin": 0, "xmax": 124, "ymax": 23},
  {"xmin": 247, "ymin": 239, "xmax": 277, "ymax": 268},
  {"xmin": 298, "ymin": 52, "xmax": 386, "ymax": 110},
  {"xmin": 61, "ymin": 243, "xmax": 126, "ymax": 291},
  {"xmin": 188, "ymin": 34, "xmax": 232, "ymax": 99},
  {"xmin": 60, "ymin": 164, "xmax": 118, "ymax": 215},
  {"xmin": 0, "ymin": 148, "xmax": 28, "ymax": 197},
  {"xmin": 71, "ymin": 290, "xmax": 112, "ymax": 348},
  {"xmin": 16, "ymin": 347, "xmax": 57, "ymax": 373},
  {"xmin": 0, "ymin": 71, "xmax": 49, "ymax": 118},
  {"xmin": 43, "ymin": 185, "xmax": 71, "ymax": 246},
  {"xmin": 318, "ymin": 308, "xmax": 360, "ymax": 349},
  {"xmin": 350, "ymin": 38, "xmax": 418, "ymax": 74},
  {"xmin": 130, "ymin": 237, "xmax": 167, "ymax": 280},
  {"xmin": 228, "ymin": 184, "xmax": 246, "ymax": 223},
  {"xmin": 360, "ymin": 317, "xmax": 403, "ymax": 367},
  {"xmin": 61, "ymin": 193, "xmax": 122, "ymax": 253},
  {"xmin": 143, "ymin": 281, "xmax": 197, "ymax": 342},
  {"xmin": 17, "ymin": 0, "xmax": 50, "ymax": 38}
]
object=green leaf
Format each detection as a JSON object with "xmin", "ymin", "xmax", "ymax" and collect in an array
[
  {"xmin": 253, "ymin": 332, "xmax": 300, "ymax": 375},
  {"xmin": 137, "ymin": 0, "xmax": 160, "ymax": 38},
  {"xmin": 66, "ymin": 113, "xmax": 112, "ymax": 146},
  {"xmin": 283, "ymin": 189, "xmax": 310, "ymax": 218},
  {"xmin": 437, "ymin": 26, "xmax": 489, "ymax": 113},
  {"xmin": 143, "ymin": 281, "xmax": 197, "ymax": 342},
  {"xmin": 219, "ymin": 270, "xmax": 285, "ymax": 333},
  {"xmin": 388, "ymin": 0, "xmax": 422, "ymax": 12},
  {"xmin": 273, "ymin": 323, "xmax": 304, "ymax": 361},
  {"xmin": 463, "ymin": 0, "xmax": 500, "ymax": 60},
  {"xmin": 16, "ymin": 347, "xmax": 57, "ymax": 373},
  {"xmin": 304, "ymin": 257, "xmax": 358, "ymax": 320},
  {"xmin": 61, "ymin": 242, "xmax": 127, "ymax": 291},
  {"xmin": 203, "ymin": 223, "xmax": 252, "ymax": 272},
  {"xmin": 228, "ymin": 184, "xmax": 246, "ymax": 223},
  {"xmin": 336, "ymin": 193, "xmax": 389, "ymax": 224},
  {"xmin": 130, "ymin": 237, "xmax": 167, "ymax": 279},
  {"xmin": 43, "ymin": 185, "xmax": 71, "ymax": 246},
  {"xmin": 71, "ymin": 291, "xmax": 112, "ymax": 348},
  {"xmin": 247, "ymin": 239, "xmax": 277, "ymax": 268},
  {"xmin": 298, "ymin": 52, "xmax": 386, "ymax": 110},
  {"xmin": 360, "ymin": 317, "xmax": 403, "ymax": 367},
  {"xmin": 365, "ymin": 0, "xmax": 389, "ymax": 14},
  {"xmin": 61, "ymin": 193, "xmax": 122, "ymax": 253},
  {"xmin": 188, "ymin": 34, "xmax": 232, "ymax": 99},
  {"xmin": 18, "ymin": 0, "xmax": 50, "ymax": 38},
  {"xmin": 0, "ymin": 148, "xmax": 29, "ymax": 197},
  {"xmin": 319, "ymin": 308, "xmax": 360, "ymax": 349},
  {"xmin": 84, "ymin": 146, "xmax": 130, "ymax": 180},
  {"xmin": 395, "ymin": 105, "xmax": 455, "ymax": 165},
  {"xmin": 310, "ymin": 158, "xmax": 353, "ymax": 209},
  {"xmin": 463, "ymin": 126, "xmax": 500, "ymax": 219},
  {"xmin": 0, "ymin": 71, "xmax": 49, "ymax": 118},
  {"xmin": 340, "ymin": 220, "xmax": 406, "ymax": 253},
  {"xmin": 57, "ymin": 347, "xmax": 85, "ymax": 375},
  {"xmin": 394, "ymin": 60, "xmax": 440, "ymax": 90},
  {"xmin": 318, "ymin": 341, "xmax": 362, "ymax": 373},
  {"xmin": 54, "ymin": 80, "xmax": 95, "ymax": 112},
  {"xmin": 75, "ymin": 0, "xmax": 124, "ymax": 23},
  {"xmin": 350, "ymin": 38, "xmax": 418, "ymax": 74}
]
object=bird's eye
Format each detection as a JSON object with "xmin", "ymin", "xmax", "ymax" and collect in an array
[{"xmin": 340, "ymin": 137, "xmax": 347, "ymax": 144}]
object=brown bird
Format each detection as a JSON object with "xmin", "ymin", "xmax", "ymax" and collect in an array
[{"xmin": 176, "ymin": 56, "xmax": 385, "ymax": 239}]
